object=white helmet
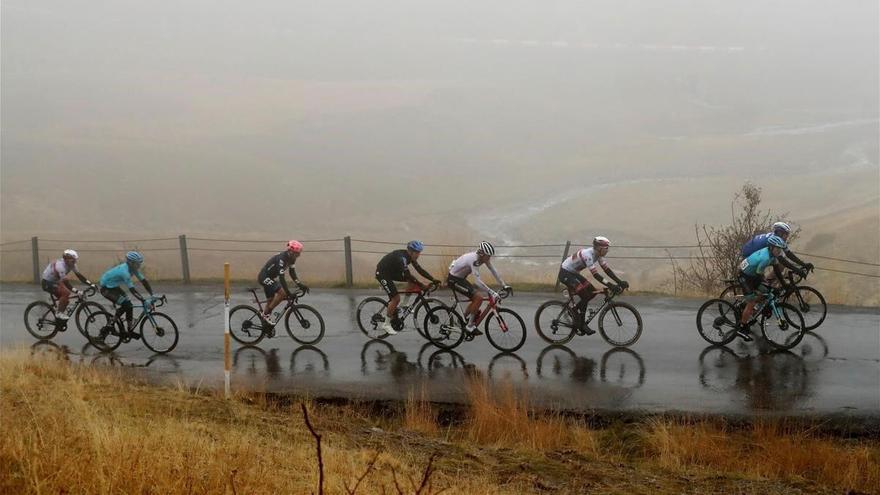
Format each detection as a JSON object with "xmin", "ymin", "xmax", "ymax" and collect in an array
[
  {"xmin": 593, "ymin": 236, "xmax": 611, "ymax": 248},
  {"xmin": 772, "ymin": 222, "xmax": 791, "ymax": 234},
  {"xmin": 477, "ymin": 241, "xmax": 495, "ymax": 256},
  {"xmin": 63, "ymin": 249, "xmax": 79, "ymax": 260}
]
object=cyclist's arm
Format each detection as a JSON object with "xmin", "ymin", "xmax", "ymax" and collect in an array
[
  {"xmin": 784, "ymin": 248, "xmax": 807, "ymax": 267},
  {"xmin": 471, "ymin": 267, "xmax": 492, "ymax": 294},
  {"xmin": 288, "ymin": 266, "xmax": 302, "ymax": 285},
  {"xmin": 133, "ymin": 272, "xmax": 154, "ymax": 296},
  {"xmin": 770, "ymin": 261, "xmax": 789, "ymax": 288},
  {"xmin": 278, "ymin": 272, "xmax": 291, "ymax": 294},
  {"xmin": 129, "ymin": 286, "xmax": 145, "ymax": 302},
  {"xmin": 777, "ymin": 255, "xmax": 802, "ymax": 274},
  {"xmin": 72, "ymin": 268, "xmax": 91, "ymax": 285},
  {"xmin": 598, "ymin": 259, "xmax": 623, "ymax": 284},
  {"xmin": 411, "ymin": 260, "xmax": 436, "ymax": 282},
  {"xmin": 485, "ymin": 261, "xmax": 506, "ymax": 287}
]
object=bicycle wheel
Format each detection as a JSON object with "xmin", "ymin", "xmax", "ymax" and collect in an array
[
  {"xmin": 84, "ymin": 310, "xmax": 123, "ymax": 351},
  {"xmin": 140, "ymin": 312, "xmax": 179, "ymax": 354},
  {"xmin": 696, "ymin": 299, "xmax": 738, "ymax": 346},
  {"xmin": 356, "ymin": 297, "xmax": 390, "ymax": 339},
  {"xmin": 75, "ymin": 301, "xmax": 106, "ymax": 337},
  {"xmin": 534, "ymin": 300, "xmax": 576, "ymax": 345},
  {"xmin": 284, "ymin": 304, "xmax": 325, "ymax": 345},
  {"xmin": 762, "ymin": 302, "xmax": 805, "ymax": 350},
  {"xmin": 24, "ymin": 301, "xmax": 60, "ymax": 340},
  {"xmin": 413, "ymin": 297, "xmax": 445, "ymax": 339},
  {"xmin": 598, "ymin": 302, "xmax": 643, "ymax": 347},
  {"xmin": 228, "ymin": 305, "xmax": 266, "ymax": 345},
  {"xmin": 783, "ymin": 286, "xmax": 826, "ymax": 331},
  {"xmin": 423, "ymin": 306, "xmax": 465, "ymax": 349},
  {"xmin": 485, "ymin": 308, "xmax": 527, "ymax": 353}
]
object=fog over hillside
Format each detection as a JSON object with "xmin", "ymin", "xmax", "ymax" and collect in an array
[{"xmin": 2, "ymin": 1, "xmax": 878, "ymax": 281}]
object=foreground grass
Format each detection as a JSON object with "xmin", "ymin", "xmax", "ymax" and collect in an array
[{"xmin": 1, "ymin": 350, "xmax": 878, "ymax": 494}]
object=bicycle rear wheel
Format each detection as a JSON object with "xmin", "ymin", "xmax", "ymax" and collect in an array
[
  {"xmin": 75, "ymin": 301, "xmax": 106, "ymax": 338},
  {"xmin": 696, "ymin": 299, "xmax": 738, "ymax": 346},
  {"xmin": 24, "ymin": 301, "xmax": 60, "ymax": 340},
  {"xmin": 783, "ymin": 286, "xmax": 826, "ymax": 331},
  {"xmin": 485, "ymin": 308, "xmax": 527, "ymax": 353},
  {"xmin": 285, "ymin": 304, "xmax": 325, "ymax": 345},
  {"xmin": 228, "ymin": 305, "xmax": 266, "ymax": 345},
  {"xmin": 423, "ymin": 306, "xmax": 465, "ymax": 349},
  {"xmin": 534, "ymin": 300, "xmax": 576, "ymax": 345},
  {"xmin": 762, "ymin": 303, "xmax": 805, "ymax": 350},
  {"xmin": 356, "ymin": 297, "xmax": 390, "ymax": 339},
  {"xmin": 141, "ymin": 312, "xmax": 179, "ymax": 354},
  {"xmin": 84, "ymin": 310, "xmax": 123, "ymax": 352},
  {"xmin": 413, "ymin": 297, "xmax": 444, "ymax": 339},
  {"xmin": 598, "ymin": 302, "xmax": 643, "ymax": 347}
]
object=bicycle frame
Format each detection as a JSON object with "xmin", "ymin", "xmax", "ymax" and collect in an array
[
  {"xmin": 561, "ymin": 286, "xmax": 621, "ymax": 326},
  {"xmin": 447, "ymin": 287, "xmax": 507, "ymax": 329},
  {"xmin": 109, "ymin": 296, "xmax": 166, "ymax": 333}
]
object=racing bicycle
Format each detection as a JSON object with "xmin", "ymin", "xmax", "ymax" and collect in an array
[
  {"xmin": 229, "ymin": 287, "xmax": 324, "ymax": 346},
  {"xmin": 534, "ymin": 285, "xmax": 642, "ymax": 347},
  {"xmin": 720, "ymin": 271, "xmax": 826, "ymax": 331},
  {"xmin": 84, "ymin": 295, "xmax": 179, "ymax": 354},
  {"xmin": 24, "ymin": 285, "xmax": 105, "ymax": 340},
  {"xmin": 422, "ymin": 286, "xmax": 527, "ymax": 352}
]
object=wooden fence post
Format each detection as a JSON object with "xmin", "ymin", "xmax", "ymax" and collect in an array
[
  {"xmin": 179, "ymin": 235, "xmax": 191, "ymax": 284},
  {"xmin": 344, "ymin": 236, "xmax": 353, "ymax": 288},
  {"xmin": 555, "ymin": 240, "xmax": 572, "ymax": 291},
  {"xmin": 31, "ymin": 236, "xmax": 40, "ymax": 284}
]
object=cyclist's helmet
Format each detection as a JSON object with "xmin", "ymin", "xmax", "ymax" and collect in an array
[
  {"xmin": 407, "ymin": 240, "xmax": 424, "ymax": 252},
  {"xmin": 766, "ymin": 235, "xmax": 787, "ymax": 250},
  {"xmin": 287, "ymin": 240, "xmax": 303, "ymax": 253},
  {"xmin": 477, "ymin": 241, "xmax": 495, "ymax": 256},
  {"xmin": 62, "ymin": 249, "xmax": 79, "ymax": 260},
  {"xmin": 772, "ymin": 222, "xmax": 792, "ymax": 235},
  {"xmin": 593, "ymin": 236, "xmax": 611, "ymax": 248},
  {"xmin": 126, "ymin": 251, "xmax": 144, "ymax": 264}
]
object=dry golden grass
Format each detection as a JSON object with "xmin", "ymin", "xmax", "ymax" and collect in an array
[{"xmin": 3, "ymin": 350, "xmax": 879, "ymax": 494}]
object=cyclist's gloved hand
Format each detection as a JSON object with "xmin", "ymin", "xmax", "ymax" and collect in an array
[
  {"xmin": 618, "ymin": 280, "xmax": 630, "ymax": 290},
  {"xmin": 797, "ymin": 269, "xmax": 808, "ymax": 279},
  {"xmin": 297, "ymin": 282, "xmax": 310, "ymax": 294},
  {"xmin": 432, "ymin": 279, "xmax": 441, "ymax": 286},
  {"xmin": 804, "ymin": 263, "xmax": 815, "ymax": 273}
]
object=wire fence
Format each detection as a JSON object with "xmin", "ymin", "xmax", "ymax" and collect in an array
[{"xmin": 1, "ymin": 235, "xmax": 878, "ymax": 284}]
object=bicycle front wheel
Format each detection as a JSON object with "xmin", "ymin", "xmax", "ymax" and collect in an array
[
  {"xmin": 356, "ymin": 297, "xmax": 390, "ymax": 339},
  {"xmin": 696, "ymin": 299, "xmax": 738, "ymax": 346},
  {"xmin": 423, "ymin": 306, "xmax": 465, "ymax": 349},
  {"xmin": 285, "ymin": 304, "xmax": 325, "ymax": 345},
  {"xmin": 598, "ymin": 302, "xmax": 643, "ymax": 347},
  {"xmin": 783, "ymin": 286, "xmax": 827, "ymax": 331},
  {"xmin": 485, "ymin": 308, "xmax": 527, "ymax": 353},
  {"xmin": 534, "ymin": 300, "xmax": 576, "ymax": 345},
  {"xmin": 75, "ymin": 301, "xmax": 106, "ymax": 337},
  {"xmin": 84, "ymin": 310, "xmax": 123, "ymax": 352},
  {"xmin": 228, "ymin": 305, "xmax": 266, "ymax": 345},
  {"xmin": 24, "ymin": 301, "xmax": 60, "ymax": 340},
  {"xmin": 413, "ymin": 297, "xmax": 445, "ymax": 339},
  {"xmin": 141, "ymin": 312, "xmax": 179, "ymax": 354},
  {"xmin": 762, "ymin": 302, "xmax": 805, "ymax": 350}
]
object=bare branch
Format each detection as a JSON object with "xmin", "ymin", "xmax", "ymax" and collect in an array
[
  {"xmin": 301, "ymin": 403, "xmax": 324, "ymax": 495},
  {"xmin": 414, "ymin": 453, "xmax": 438, "ymax": 495},
  {"xmin": 345, "ymin": 451, "xmax": 381, "ymax": 495},
  {"xmin": 229, "ymin": 469, "xmax": 238, "ymax": 495}
]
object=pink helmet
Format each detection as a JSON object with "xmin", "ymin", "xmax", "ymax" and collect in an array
[{"xmin": 287, "ymin": 240, "xmax": 304, "ymax": 253}]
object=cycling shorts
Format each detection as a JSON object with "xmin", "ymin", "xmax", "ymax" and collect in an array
[
  {"xmin": 100, "ymin": 286, "xmax": 129, "ymax": 306},
  {"xmin": 376, "ymin": 272, "xmax": 400, "ymax": 298},
  {"xmin": 40, "ymin": 279, "xmax": 60, "ymax": 296},
  {"xmin": 260, "ymin": 278, "xmax": 282, "ymax": 300},
  {"xmin": 557, "ymin": 268, "xmax": 591, "ymax": 292},
  {"xmin": 447, "ymin": 274, "xmax": 476, "ymax": 298},
  {"xmin": 737, "ymin": 272, "xmax": 766, "ymax": 299}
]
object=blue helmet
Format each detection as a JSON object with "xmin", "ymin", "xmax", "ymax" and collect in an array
[
  {"xmin": 126, "ymin": 251, "xmax": 144, "ymax": 264},
  {"xmin": 766, "ymin": 235, "xmax": 787, "ymax": 250},
  {"xmin": 406, "ymin": 240, "xmax": 424, "ymax": 252}
]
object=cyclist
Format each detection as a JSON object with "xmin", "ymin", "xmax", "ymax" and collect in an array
[
  {"xmin": 98, "ymin": 251, "xmax": 155, "ymax": 339},
  {"xmin": 447, "ymin": 241, "xmax": 511, "ymax": 336},
  {"xmin": 258, "ymin": 240, "xmax": 309, "ymax": 322},
  {"xmin": 735, "ymin": 235, "xmax": 806, "ymax": 341},
  {"xmin": 558, "ymin": 236, "xmax": 629, "ymax": 335},
  {"xmin": 40, "ymin": 249, "xmax": 95, "ymax": 322},
  {"xmin": 741, "ymin": 222, "xmax": 814, "ymax": 275},
  {"xmin": 375, "ymin": 240, "xmax": 440, "ymax": 335}
]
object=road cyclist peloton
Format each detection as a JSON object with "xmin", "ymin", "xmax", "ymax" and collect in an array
[
  {"xmin": 557, "ymin": 236, "xmax": 629, "ymax": 335},
  {"xmin": 741, "ymin": 222, "xmax": 814, "ymax": 277},
  {"xmin": 257, "ymin": 240, "xmax": 310, "ymax": 328},
  {"xmin": 446, "ymin": 241, "xmax": 511, "ymax": 337},
  {"xmin": 734, "ymin": 235, "xmax": 806, "ymax": 341},
  {"xmin": 375, "ymin": 240, "xmax": 441, "ymax": 335},
  {"xmin": 40, "ymin": 249, "xmax": 96, "ymax": 323},
  {"xmin": 98, "ymin": 251, "xmax": 157, "ymax": 341}
]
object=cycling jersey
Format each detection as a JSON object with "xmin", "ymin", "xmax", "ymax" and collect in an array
[
  {"xmin": 739, "ymin": 247, "xmax": 778, "ymax": 277},
  {"xmin": 448, "ymin": 252, "xmax": 505, "ymax": 293},
  {"xmin": 100, "ymin": 262, "xmax": 145, "ymax": 289},
  {"xmin": 258, "ymin": 252, "xmax": 299, "ymax": 283},
  {"xmin": 741, "ymin": 233, "xmax": 776, "ymax": 258},
  {"xmin": 375, "ymin": 249, "xmax": 433, "ymax": 281},
  {"xmin": 561, "ymin": 247, "xmax": 609, "ymax": 275},
  {"xmin": 42, "ymin": 260, "xmax": 76, "ymax": 283}
]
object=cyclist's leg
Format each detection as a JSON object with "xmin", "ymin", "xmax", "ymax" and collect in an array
[
  {"xmin": 261, "ymin": 280, "xmax": 285, "ymax": 317},
  {"xmin": 737, "ymin": 274, "xmax": 762, "ymax": 326},
  {"xmin": 376, "ymin": 274, "xmax": 400, "ymax": 321},
  {"xmin": 101, "ymin": 287, "xmax": 132, "ymax": 332},
  {"xmin": 41, "ymin": 279, "xmax": 60, "ymax": 306},
  {"xmin": 55, "ymin": 282, "xmax": 72, "ymax": 314}
]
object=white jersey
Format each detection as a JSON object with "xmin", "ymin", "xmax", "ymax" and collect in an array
[
  {"xmin": 561, "ymin": 247, "xmax": 609, "ymax": 275},
  {"xmin": 448, "ymin": 252, "xmax": 505, "ymax": 293},
  {"xmin": 42, "ymin": 259, "xmax": 72, "ymax": 283}
]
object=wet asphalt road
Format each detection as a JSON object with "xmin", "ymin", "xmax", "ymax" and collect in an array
[{"xmin": 2, "ymin": 283, "xmax": 878, "ymax": 418}]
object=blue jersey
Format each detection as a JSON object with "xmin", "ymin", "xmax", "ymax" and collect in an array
[
  {"xmin": 100, "ymin": 262, "xmax": 145, "ymax": 289},
  {"xmin": 741, "ymin": 233, "xmax": 774, "ymax": 258},
  {"xmin": 739, "ymin": 247, "xmax": 777, "ymax": 277}
]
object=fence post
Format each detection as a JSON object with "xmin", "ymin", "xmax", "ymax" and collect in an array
[
  {"xmin": 555, "ymin": 240, "xmax": 572, "ymax": 291},
  {"xmin": 31, "ymin": 236, "xmax": 40, "ymax": 284},
  {"xmin": 344, "ymin": 236, "xmax": 353, "ymax": 288},
  {"xmin": 179, "ymin": 235, "xmax": 191, "ymax": 284}
]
